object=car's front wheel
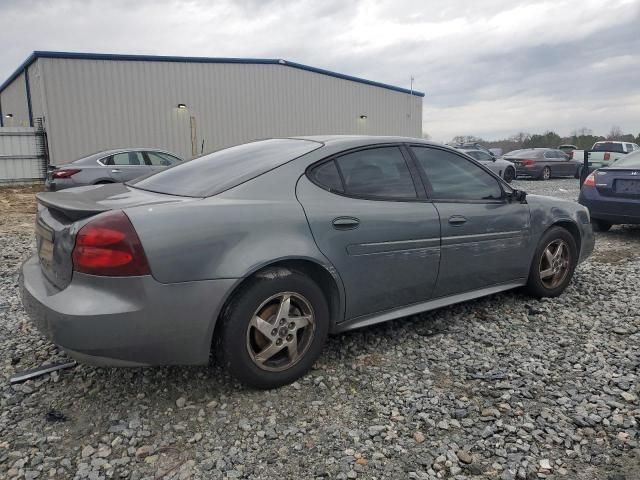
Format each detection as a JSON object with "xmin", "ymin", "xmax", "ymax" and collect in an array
[
  {"xmin": 503, "ymin": 167, "xmax": 515, "ymax": 183},
  {"xmin": 216, "ymin": 268, "xmax": 329, "ymax": 389},
  {"xmin": 525, "ymin": 226, "xmax": 578, "ymax": 298}
]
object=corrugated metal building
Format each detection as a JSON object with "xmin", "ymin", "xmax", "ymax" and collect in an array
[{"xmin": 0, "ymin": 51, "xmax": 424, "ymax": 169}]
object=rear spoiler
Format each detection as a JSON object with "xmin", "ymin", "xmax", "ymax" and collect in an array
[{"xmin": 36, "ymin": 192, "xmax": 110, "ymax": 221}]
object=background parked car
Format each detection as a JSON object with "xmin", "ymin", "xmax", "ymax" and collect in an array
[
  {"xmin": 45, "ymin": 148, "xmax": 183, "ymax": 191},
  {"xmin": 22, "ymin": 136, "xmax": 594, "ymax": 389},
  {"xmin": 579, "ymin": 150, "xmax": 640, "ymax": 231},
  {"xmin": 453, "ymin": 142, "xmax": 496, "ymax": 158},
  {"xmin": 457, "ymin": 148, "xmax": 516, "ymax": 183},
  {"xmin": 558, "ymin": 144, "xmax": 578, "ymax": 155},
  {"xmin": 503, "ymin": 148, "xmax": 581, "ymax": 180}
]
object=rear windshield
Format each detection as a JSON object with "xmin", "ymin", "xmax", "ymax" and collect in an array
[
  {"xmin": 610, "ymin": 151, "xmax": 640, "ymax": 168},
  {"xmin": 507, "ymin": 150, "xmax": 544, "ymax": 158},
  {"xmin": 593, "ymin": 142, "xmax": 625, "ymax": 153},
  {"xmin": 129, "ymin": 139, "xmax": 322, "ymax": 197}
]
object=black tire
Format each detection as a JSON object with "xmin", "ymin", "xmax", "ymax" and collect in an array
[
  {"xmin": 94, "ymin": 180, "xmax": 114, "ymax": 184},
  {"xmin": 503, "ymin": 167, "xmax": 515, "ymax": 183},
  {"xmin": 525, "ymin": 226, "xmax": 578, "ymax": 298},
  {"xmin": 216, "ymin": 268, "xmax": 329, "ymax": 389},
  {"xmin": 591, "ymin": 219, "xmax": 612, "ymax": 232},
  {"xmin": 574, "ymin": 165, "xmax": 582, "ymax": 179},
  {"xmin": 540, "ymin": 166, "xmax": 551, "ymax": 181}
]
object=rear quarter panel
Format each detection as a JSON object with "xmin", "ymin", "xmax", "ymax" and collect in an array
[{"xmin": 124, "ymin": 153, "xmax": 339, "ymax": 285}]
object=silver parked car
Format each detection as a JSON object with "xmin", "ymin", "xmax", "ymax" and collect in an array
[
  {"xmin": 457, "ymin": 148, "xmax": 516, "ymax": 183},
  {"xmin": 45, "ymin": 148, "xmax": 183, "ymax": 191},
  {"xmin": 21, "ymin": 136, "xmax": 594, "ymax": 389}
]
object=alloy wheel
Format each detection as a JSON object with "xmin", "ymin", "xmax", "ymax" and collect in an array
[
  {"xmin": 539, "ymin": 239, "xmax": 570, "ymax": 289},
  {"xmin": 246, "ymin": 292, "xmax": 315, "ymax": 372}
]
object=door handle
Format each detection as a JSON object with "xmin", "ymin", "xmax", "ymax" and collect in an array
[
  {"xmin": 111, "ymin": 169, "xmax": 122, "ymax": 173},
  {"xmin": 332, "ymin": 217, "xmax": 360, "ymax": 230},
  {"xmin": 448, "ymin": 215, "xmax": 468, "ymax": 225}
]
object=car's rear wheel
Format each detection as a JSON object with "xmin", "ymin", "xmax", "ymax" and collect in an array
[
  {"xmin": 525, "ymin": 226, "xmax": 577, "ymax": 298},
  {"xmin": 503, "ymin": 167, "xmax": 515, "ymax": 183},
  {"xmin": 216, "ymin": 268, "xmax": 329, "ymax": 389},
  {"xmin": 540, "ymin": 166, "xmax": 551, "ymax": 181},
  {"xmin": 591, "ymin": 219, "xmax": 612, "ymax": 232}
]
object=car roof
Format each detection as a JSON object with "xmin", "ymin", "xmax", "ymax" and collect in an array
[{"xmin": 290, "ymin": 135, "xmax": 440, "ymax": 149}]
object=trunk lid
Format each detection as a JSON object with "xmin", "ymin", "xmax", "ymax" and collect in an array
[
  {"xmin": 35, "ymin": 183, "xmax": 193, "ymax": 290},
  {"xmin": 593, "ymin": 168, "xmax": 640, "ymax": 198}
]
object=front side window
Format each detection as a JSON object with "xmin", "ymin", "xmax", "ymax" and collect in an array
[
  {"xmin": 411, "ymin": 147, "xmax": 502, "ymax": 201},
  {"xmin": 333, "ymin": 147, "xmax": 417, "ymax": 199}
]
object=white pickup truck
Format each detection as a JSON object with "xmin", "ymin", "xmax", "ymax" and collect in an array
[{"xmin": 570, "ymin": 141, "xmax": 640, "ymax": 171}]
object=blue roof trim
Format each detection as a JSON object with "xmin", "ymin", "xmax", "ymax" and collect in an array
[{"xmin": 0, "ymin": 51, "xmax": 425, "ymax": 97}]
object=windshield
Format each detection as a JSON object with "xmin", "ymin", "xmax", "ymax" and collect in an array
[
  {"xmin": 129, "ymin": 139, "xmax": 322, "ymax": 197},
  {"xmin": 610, "ymin": 151, "xmax": 640, "ymax": 168},
  {"xmin": 593, "ymin": 142, "xmax": 625, "ymax": 153}
]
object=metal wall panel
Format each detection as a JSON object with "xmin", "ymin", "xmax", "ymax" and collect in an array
[
  {"xmin": 0, "ymin": 127, "xmax": 41, "ymax": 182},
  {"xmin": 0, "ymin": 73, "xmax": 30, "ymax": 127},
  {"xmin": 39, "ymin": 58, "xmax": 423, "ymax": 164}
]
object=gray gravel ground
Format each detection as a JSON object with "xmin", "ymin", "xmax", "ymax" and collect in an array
[{"xmin": 1, "ymin": 179, "xmax": 638, "ymax": 480}]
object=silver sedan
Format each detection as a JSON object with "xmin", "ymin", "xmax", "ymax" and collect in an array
[
  {"xmin": 45, "ymin": 148, "xmax": 182, "ymax": 191},
  {"xmin": 457, "ymin": 148, "xmax": 517, "ymax": 183},
  {"xmin": 21, "ymin": 136, "xmax": 594, "ymax": 389}
]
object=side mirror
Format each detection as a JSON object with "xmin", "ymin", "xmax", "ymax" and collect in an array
[{"xmin": 509, "ymin": 189, "xmax": 527, "ymax": 203}]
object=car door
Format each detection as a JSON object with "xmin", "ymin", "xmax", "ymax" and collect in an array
[
  {"xmin": 554, "ymin": 150, "xmax": 574, "ymax": 176},
  {"xmin": 475, "ymin": 151, "xmax": 501, "ymax": 175},
  {"xmin": 144, "ymin": 151, "xmax": 181, "ymax": 174},
  {"xmin": 409, "ymin": 145, "xmax": 531, "ymax": 298},
  {"xmin": 296, "ymin": 145, "xmax": 441, "ymax": 320},
  {"xmin": 105, "ymin": 151, "xmax": 152, "ymax": 182}
]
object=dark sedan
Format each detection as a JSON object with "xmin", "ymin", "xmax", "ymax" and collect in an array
[
  {"xmin": 578, "ymin": 151, "xmax": 640, "ymax": 231},
  {"xmin": 504, "ymin": 148, "xmax": 581, "ymax": 180}
]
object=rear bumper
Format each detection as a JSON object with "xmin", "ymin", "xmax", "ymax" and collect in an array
[
  {"xmin": 578, "ymin": 188, "xmax": 640, "ymax": 225},
  {"xmin": 45, "ymin": 178, "xmax": 77, "ymax": 191},
  {"xmin": 20, "ymin": 255, "xmax": 237, "ymax": 366},
  {"xmin": 515, "ymin": 165, "xmax": 543, "ymax": 178}
]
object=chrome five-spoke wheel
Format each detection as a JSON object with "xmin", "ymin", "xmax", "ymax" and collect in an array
[{"xmin": 246, "ymin": 292, "xmax": 316, "ymax": 372}]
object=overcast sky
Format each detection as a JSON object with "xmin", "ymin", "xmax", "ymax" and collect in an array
[{"xmin": 2, "ymin": 0, "xmax": 639, "ymax": 142}]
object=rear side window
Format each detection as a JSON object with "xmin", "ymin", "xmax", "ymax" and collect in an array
[
  {"xmin": 130, "ymin": 139, "xmax": 322, "ymax": 197},
  {"xmin": 411, "ymin": 147, "xmax": 502, "ymax": 201},
  {"xmin": 333, "ymin": 147, "xmax": 417, "ymax": 199},
  {"xmin": 309, "ymin": 161, "xmax": 344, "ymax": 192}
]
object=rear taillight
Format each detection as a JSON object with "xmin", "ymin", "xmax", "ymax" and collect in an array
[
  {"xmin": 52, "ymin": 168, "xmax": 81, "ymax": 179},
  {"xmin": 569, "ymin": 151, "xmax": 574, "ymax": 159},
  {"xmin": 72, "ymin": 211, "xmax": 150, "ymax": 276},
  {"xmin": 521, "ymin": 159, "xmax": 536, "ymax": 166},
  {"xmin": 604, "ymin": 152, "xmax": 610, "ymax": 161},
  {"xmin": 583, "ymin": 172, "xmax": 596, "ymax": 187}
]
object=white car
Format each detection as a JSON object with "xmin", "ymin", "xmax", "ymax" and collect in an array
[
  {"xmin": 457, "ymin": 148, "xmax": 516, "ymax": 183},
  {"xmin": 570, "ymin": 141, "xmax": 640, "ymax": 172}
]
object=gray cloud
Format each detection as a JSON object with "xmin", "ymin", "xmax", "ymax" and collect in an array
[{"xmin": 1, "ymin": 0, "xmax": 639, "ymax": 141}]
